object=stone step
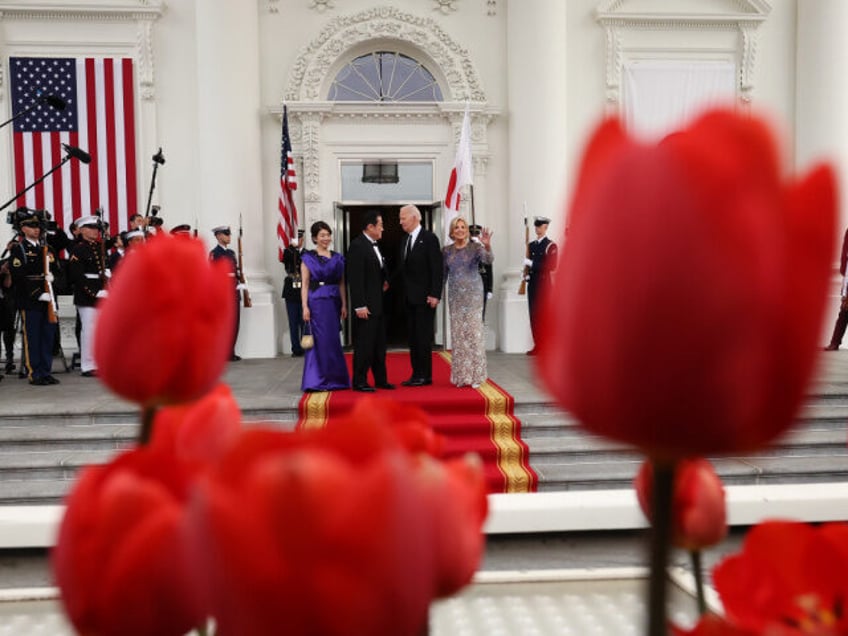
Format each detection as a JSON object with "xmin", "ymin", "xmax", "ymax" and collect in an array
[{"xmin": 535, "ymin": 454, "xmax": 848, "ymax": 492}]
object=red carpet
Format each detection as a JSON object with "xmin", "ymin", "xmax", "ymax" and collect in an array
[{"xmin": 296, "ymin": 351, "xmax": 537, "ymax": 493}]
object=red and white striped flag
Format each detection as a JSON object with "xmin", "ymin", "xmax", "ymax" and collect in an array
[
  {"xmin": 277, "ymin": 105, "xmax": 298, "ymax": 260},
  {"xmin": 444, "ymin": 103, "xmax": 473, "ymax": 238},
  {"xmin": 10, "ymin": 57, "xmax": 137, "ymax": 233}
]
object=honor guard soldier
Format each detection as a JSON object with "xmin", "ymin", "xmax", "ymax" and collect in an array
[
  {"xmin": 282, "ymin": 229, "xmax": 306, "ymax": 357},
  {"xmin": 210, "ymin": 225, "xmax": 242, "ymax": 361},
  {"xmin": 524, "ymin": 216, "xmax": 558, "ymax": 355},
  {"xmin": 69, "ymin": 215, "xmax": 109, "ymax": 377},
  {"xmin": 9, "ymin": 209, "xmax": 61, "ymax": 385}
]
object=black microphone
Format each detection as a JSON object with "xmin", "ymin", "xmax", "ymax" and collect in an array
[
  {"xmin": 152, "ymin": 148, "xmax": 165, "ymax": 165},
  {"xmin": 62, "ymin": 144, "xmax": 91, "ymax": 164},
  {"xmin": 40, "ymin": 95, "xmax": 66, "ymax": 111}
]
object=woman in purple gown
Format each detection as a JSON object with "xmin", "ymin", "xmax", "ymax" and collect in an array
[{"xmin": 300, "ymin": 221, "xmax": 350, "ymax": 392}]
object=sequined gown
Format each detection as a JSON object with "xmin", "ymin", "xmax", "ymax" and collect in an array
[
  {"xmin": 300, "ymin": 250, "xmax": 350, "ymax": 392},
  {"xmin": 443, "ymin": 241, "xmax": 493, "ymax": 387}
]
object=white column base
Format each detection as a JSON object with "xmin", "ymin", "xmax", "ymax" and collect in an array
[
  {"xmin": 235, "ymin": 275, "xmax": 277, "ymax": 358},
  {"xmin": 498, "ymin": 270, "xmax": 533, "ymax": 353}
]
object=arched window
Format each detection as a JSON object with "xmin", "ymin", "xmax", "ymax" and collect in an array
[{"xmin": 328, "ymin": 51, "xmax": 443, "ymax": 102}]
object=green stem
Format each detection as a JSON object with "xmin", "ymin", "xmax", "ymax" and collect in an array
[
  {"xmin": 138, "ymin": 404, "xmax": 157, "ymax": 445},
  {"xmin": 690, "ymin": 549, "xmax": 707, "ymax": 615},
  {"xmin": 647, "ymin": 459, "xmax": 676, "ymax": 636}
]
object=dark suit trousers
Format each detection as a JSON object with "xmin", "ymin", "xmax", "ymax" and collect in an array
[
  {"xmin": 406, "ymin": 302, "xmax": 435, "ymax": 380},
  {"xmin": 829, "ymin": 309, "xmax": 848, "ymax": 347},
  {"xmin": 352, "ymin": 314, "xmax": 387, "ymax": 386}
]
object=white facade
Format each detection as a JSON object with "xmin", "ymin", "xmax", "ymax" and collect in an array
[{"xmin": 0, "ymin": 0, "xmax": 842, "ymax": 356}]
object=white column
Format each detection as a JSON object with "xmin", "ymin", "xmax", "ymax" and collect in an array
[
  {"xmin": 194, "ymin": 1, "xmax": 275, "ymax": 357},
  {"xmin": 796, "ymin": 0, "xmax": 848, "ymax": 230},
  {"xmin": 796, "ymin": 1, "xmax": 848, "ymax": 333},
  {"xmin": 500, "ymin": 0, "xmax": 567, "ymax": 353}
]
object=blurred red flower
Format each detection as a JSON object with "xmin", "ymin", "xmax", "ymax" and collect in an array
[
  {"xmin": 711, "ymin": 520, "xmax": 848, "ymax": 635},
  {"xmin": 149, "ymin": 382, "xmax": 242, "ymax": 467},
  {"xmin": 672, "ymin": 614, "xmax": 754, "ymax": 635},
  {"xmin": 52, "ymin": 447, "xmax": 205, "ymax": 636},
  {"xmin": 187, "ymin": 417, "xmax": 488, "ymax": 635},
  {"xmin": 94, "ymin": 234, "xmax": 235, "ymax": 408},
  {"xmin": 634, "ymin": 458, "xmax": 727, "ymax": 550},
  {"xmin": 538, "ymin": 110, "xmax": 836, "ymax": 458}
]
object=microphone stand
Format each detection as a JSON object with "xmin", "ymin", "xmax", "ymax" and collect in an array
[
  {"xmin": 0, "ymin": 155, "xmax": 72, "ymax": 213},
  {"xmin": 0, "ymin": 98, "xmax": 53, "ymax": 132},
  {"xmin": 144, "ymin": 148, "xmax": 165, "ymax": 219}
]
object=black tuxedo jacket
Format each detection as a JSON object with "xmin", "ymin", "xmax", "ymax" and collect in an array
[
  {"xmin": 346, "ymin": 233, "xmax": 386, "ymax": 316},
  {"xmin": 399, "ymin": 228, "xmax": 443, "ymax": 305}
]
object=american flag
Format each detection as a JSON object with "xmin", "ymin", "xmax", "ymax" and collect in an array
[
  {"xmin": 10, "ymin": 57, "xmax": 137, "ymax": 233},
  {"xmin": 277, "ymin": 105, "xmax": 298, "ymax": 260}
]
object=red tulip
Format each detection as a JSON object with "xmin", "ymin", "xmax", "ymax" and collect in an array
[
  {"xmin": 94, "ymin": 234, "xmax": 235, "ymax": 407},
  {"xmin": 672, "ymin": 614, "xmax": 753, "ymax": 635},
  {"xmin": 711, "ymin": 520, "xmax": 848, "ymax": 635},
  {"xmin": 52, "ymin": 447, "xmax": 205, "ymax": 636},
  {"xmin": 343, "ymin": 396, "xmax": 445, "ymax": 456},
  {"xmin": 634, "ymin": 458, "xmax": 727, "ymax": 550},
  {"xmin": 149, "ymin": 383, "xmax": 242, "ymax": 467},
  {"xmin": 187, "ymin": 416, "xmax": 487, "ymax": 636},
  {"xmin": 538, "ymin": 110, "xmax": 836, "ymax": 458}
]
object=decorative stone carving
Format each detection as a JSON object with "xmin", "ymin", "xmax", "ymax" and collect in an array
[
  {"xmin": 285, "ymin": 6, "xmax": 485, "ymax": 103},
  {"xmin": 433, "ymin": 0, "xmax": 458, "ymax": 14},
  {"xmin": 487, "ymin": 1, "xmax": 497, "ymax": 17},
  {"xmin": 309, "ymin": 0, "xmax": 334, "ymax": 12},
  {"xmin": 596, "ymin": 0, "xmax": 770, "ymax": 106}
]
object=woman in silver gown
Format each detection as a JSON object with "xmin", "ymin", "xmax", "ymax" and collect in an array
[{"xmin": 442, "ymin": 216, "xmax": 493, "ymax": 388}]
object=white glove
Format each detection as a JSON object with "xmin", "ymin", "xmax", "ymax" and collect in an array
[
  {"xmin": 236, "ymin": 283, "xmax": 248, "ymax": 291},
  {"xmin": 471, "ymin": 236, "xmax": 481, "ymax": 244},
  {"xmin": 37, "ymin": 292, "xmax": 51, "ymax": 302},
  {"xmin": 486, "ymin": 292, "xmax": 493, "ymax": 300},
  {"xmin": 104, "ymin": 269, "xmax": 112, "ymax": 279},
  {"xmin": 45, "ymin": 273, "xmax": 54, "ymax": 284},
  {"xmin": 96, "ymin": 290, "xmax": 109, "ymax": 299},
  {"xmin": 523, "ymin": 258, "xmax": 533, "ymax": 267}
]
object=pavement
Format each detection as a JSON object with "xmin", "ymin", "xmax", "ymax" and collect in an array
[{"xmin": 0, "ymin": 349, "xmax": 551, "ymax": 420}]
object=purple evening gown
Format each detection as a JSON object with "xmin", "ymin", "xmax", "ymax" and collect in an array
[{"xmin": 300, "ymin": 250, "xmax": 350, "ymax": 392}]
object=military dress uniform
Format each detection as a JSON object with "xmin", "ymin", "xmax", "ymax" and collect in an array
[
  {"xmin": 69, "ymin": 217, "xmax": 108, "ymax": 376},
  {"xmin": 525, "ymin": 217, "xmax": 558, "ymax": 354},
  {"xmin": 9, "ymin": 237, "xmax": 60, "ymax": 384},
  {"xmin": 469, "ymin": 225, "xmax": 494, "ymax": 321},
  {"xmin": 282, "ymin": 240, "xmax": 305, "ymax": 356},
  {"xmin": 209, "ymin": 226, "xmax": 242, "ymax": 361}
]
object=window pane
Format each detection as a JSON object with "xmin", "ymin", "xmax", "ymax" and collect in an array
[
  {"xmin": 341, "ymin": 162, "xmax": 434, "ymax": 202},
  {"xmin": 329, "ymin": 51, "xmax": 442, "ymax": 102}
]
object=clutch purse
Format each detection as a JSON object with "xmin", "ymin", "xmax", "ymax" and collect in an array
[{"xmin": 300, "ymin": 323, "xmax": 314, "ymax": 350}]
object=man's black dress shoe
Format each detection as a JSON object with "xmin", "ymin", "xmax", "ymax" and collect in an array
[
  {"xmin": 402, "ymin": 378, "xmax": 427, "ymax": 387},
  {"xmin": 353, "ymin": 384, "xmax": 376, "ymax": 393},
  {"xmin": 30, "ymin": 377, "xmax": 50, "ymax": 385},
  {"xmin": 376, "ymin": 383, "xmax": 396, "ymax": 390},
  {"xmin": 81, "ymin": 370, "xmax": 97, "ymax": 377},
  {"xmin": 230, "ymin": 354, "xmax": 242, "ymax": 361},
  {"xmin": 45, "ymin": 375, "xmax": 60, "ymax": 385}
]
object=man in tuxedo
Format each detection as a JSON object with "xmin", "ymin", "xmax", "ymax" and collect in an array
[
  {"xmin": 398, "ymin": 204, "xmax": 443, "ymax": 386},
  {"xmin": 346, "ymin": 211, "xmax": 394, "ymax": 392}
]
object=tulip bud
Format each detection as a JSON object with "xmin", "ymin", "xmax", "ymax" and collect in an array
[{"xmin": 635, "ymin": 458, "xmax": 727, "ymax": 550}]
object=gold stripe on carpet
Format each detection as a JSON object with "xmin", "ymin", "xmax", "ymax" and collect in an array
[
  {"xmin": 301, "ymin": 391, "xmax": 330, "ymax": 430},
  {"xmin": 439, "ymin": 352, "xmax": 533, "ymax": 493},
  {"xmin": 477, "ymin": 381, "xmax": 534, "ymax": 493}
]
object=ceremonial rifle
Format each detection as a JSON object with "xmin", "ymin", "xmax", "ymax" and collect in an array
[
  {"xmin": 518, "ymin": 215, "xmax": 529, "ymax": 295},
  {"xmin": 42, "ymin": 241, "xmax": 58, "ymax": 324},
  {"xmin": 237, "ymin": 213, "xmax": 252, "ymax": 308}
]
